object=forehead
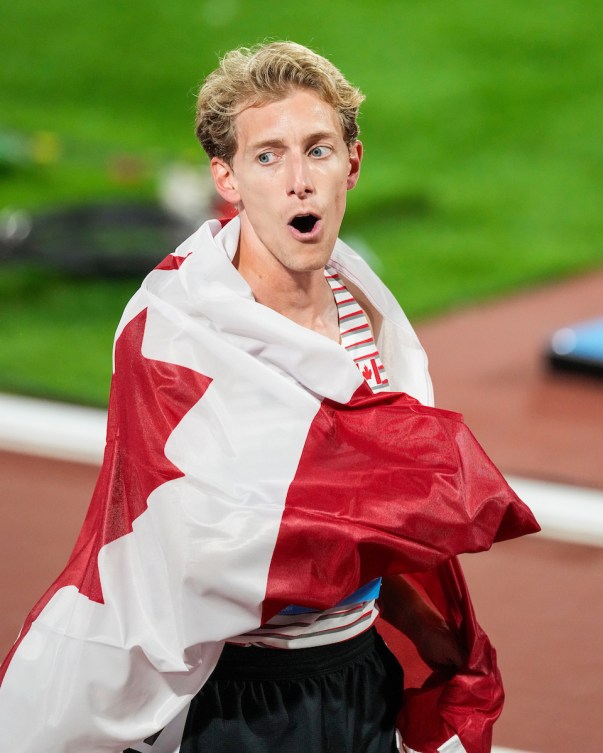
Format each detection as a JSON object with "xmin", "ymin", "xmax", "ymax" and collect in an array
[{"xmin": 233, "ymin": 89, "xmax": 344, "ymax": 151}]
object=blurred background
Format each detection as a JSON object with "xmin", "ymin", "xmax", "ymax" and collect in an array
[
  {"xmin": 1, "ymin": 0, "xmax": 602, "ymax": 405},
  {"xmin": 1, "ymin": 2, "xmax": 602, "ymax": 752}
]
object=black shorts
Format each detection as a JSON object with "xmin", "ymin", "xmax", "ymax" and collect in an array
[{"xmin": 180, "ymin": 626, "xmax": 403, "ymax": 753}]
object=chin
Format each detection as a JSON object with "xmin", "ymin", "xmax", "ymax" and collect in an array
[
  {"xmin": 286, "ymin": 242, "xmax": 334, "ymax": 272},
  {"xmin": 286, "ymin": 254, "xmax": 331, "ymax": 274}
]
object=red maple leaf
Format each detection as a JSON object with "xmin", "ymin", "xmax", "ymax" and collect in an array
[
  {"xmin": 1, "ymin": 309, "xmax": 211, "ymax": 681},
  {"xmin": 362, "ymin": 363, "xmax": 373, "ymax": 380},
  {"xmin": 68, "ymin": 307, "xmax": 213, "ymax": 602}
]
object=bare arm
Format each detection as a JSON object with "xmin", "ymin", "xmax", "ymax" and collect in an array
[{"xmin": 379, "ymin": 574, "xmax": 467, "ymax": 670}]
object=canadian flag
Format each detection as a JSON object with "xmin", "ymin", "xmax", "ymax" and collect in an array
[{"xmin": 0, "ymin": 219, "xmax": 539, "ymax": 753}]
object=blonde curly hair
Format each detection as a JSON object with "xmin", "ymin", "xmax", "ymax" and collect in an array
[{"xmin": 195, "ymin": 41, "xmax": 364, "ymax": 163}]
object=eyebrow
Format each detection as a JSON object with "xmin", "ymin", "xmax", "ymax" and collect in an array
[
  {"xmin": 247, "ymin": 138, "xmax": 286, "ymax": 153},
  {"xmin": 247, "ymin": 131, "xmax": 340, "ymax": 153}
]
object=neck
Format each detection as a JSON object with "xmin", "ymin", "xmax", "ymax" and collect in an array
[{"xmin": 234, "ymin": 226, "xmax": 340, "ymax": 343}]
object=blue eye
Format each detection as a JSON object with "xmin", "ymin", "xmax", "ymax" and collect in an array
[
  {"xmin": 258, "ymin": 152, "xmax": 276, "ymax": 164},
  {"xmin": 309, "ymin": 146, "xmax": 331, "ymax": 158}
]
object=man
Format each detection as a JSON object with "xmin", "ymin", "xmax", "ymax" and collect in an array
[
  {"xmin": 0, "ymin": 42, "xmax": 538, "ymax": 753},
  {"xmin": 187, "ymin": 43, "xmax": 465, "ymax": 752}
]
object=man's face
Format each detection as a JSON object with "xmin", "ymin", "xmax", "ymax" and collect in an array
[{"xmin": 211, "ymin": 88, "xmax": 362, "ymax": 276}]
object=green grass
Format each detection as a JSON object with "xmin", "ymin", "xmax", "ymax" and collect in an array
[
  {"xmin": 0, "ymin": 267, "xmax": 138, "ymax": 405},
  {"xmin": 1, "ymin": 1, "xmax": 602, "ymax": 405}
]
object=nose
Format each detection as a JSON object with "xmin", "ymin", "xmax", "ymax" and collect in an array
[{"xmin": 287, "ymin": 154, "xmax": 315, "ymax": 198}]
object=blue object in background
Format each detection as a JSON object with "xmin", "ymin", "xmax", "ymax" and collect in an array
[{"xmin": 548, "ymin": 317, "xmax": 603, "ymax": 376}]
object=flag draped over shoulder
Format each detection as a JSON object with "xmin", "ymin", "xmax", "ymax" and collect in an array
[{"xmin": 0, "ymin": 217, "xmax": 539, "ymax": 753}]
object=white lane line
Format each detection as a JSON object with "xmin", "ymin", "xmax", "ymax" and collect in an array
[
  {"xmin": 0, "ymin": 393, "xmax": 106, "ymax": 465},
  {"xmin": 1, "ymin": 393, "xmax": 603, "ymax": 550},
  {"xmin": 507, "ymin": 474, "xmax": 603, "ymax": 547}
]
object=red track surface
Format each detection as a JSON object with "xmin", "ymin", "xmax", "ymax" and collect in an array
[
  {"xmin": 416, "ymin": 268, "xmax": 603, "ymax": 490},
  {"xmin": 416, "ymin": 268, "xmax": 603, "ymax": 751},
  {"xmin": 1, "ymin": 268, "xmax": 602, "ymax": 752}
]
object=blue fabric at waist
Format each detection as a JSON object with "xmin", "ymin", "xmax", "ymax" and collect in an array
[{"xmin": 278, "ymin": 577, "xmax": 382, "ymax": 616}]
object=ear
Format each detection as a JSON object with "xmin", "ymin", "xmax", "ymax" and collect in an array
[
  {"xmin": 210, "ymin": 157, "xmax": 241, "ymax": 206},
  {"xmin": 346, "ymin": 140, "xmax": 363, "ymax": 190}
]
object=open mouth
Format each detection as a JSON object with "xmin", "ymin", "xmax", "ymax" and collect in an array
[{"xmin": 289, "ymin": 214, "xmax": 319, "ymax": 234}]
